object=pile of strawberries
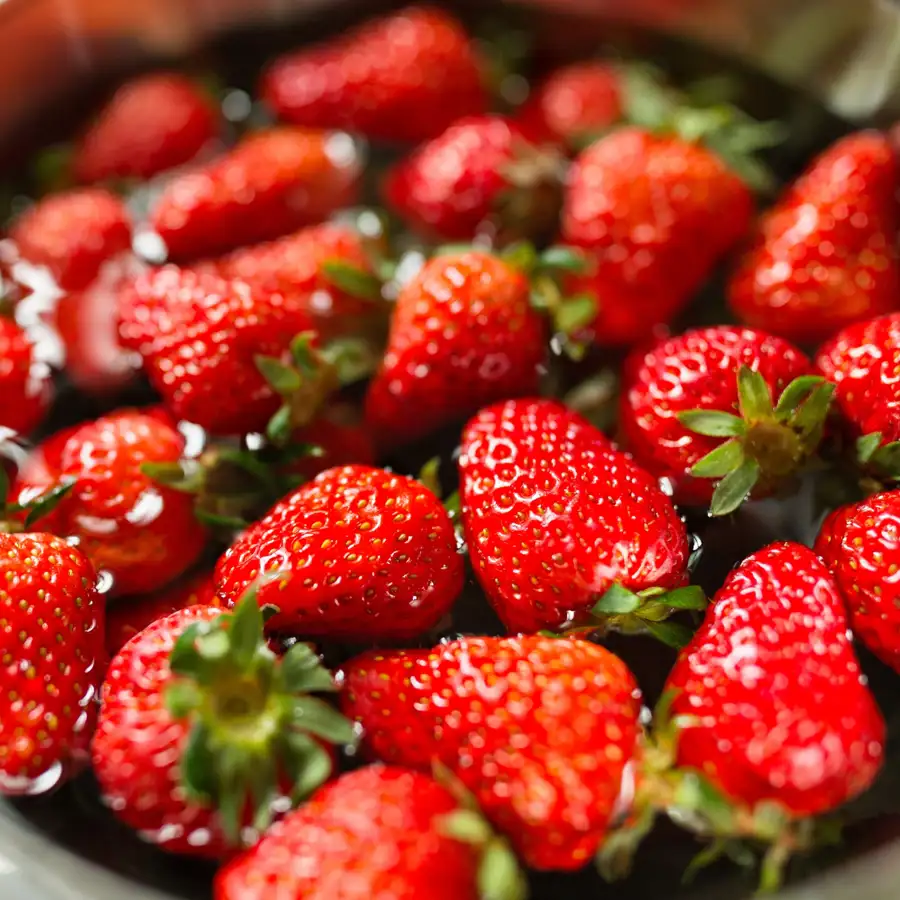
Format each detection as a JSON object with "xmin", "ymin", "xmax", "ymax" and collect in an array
[{"xmin": 3, "ymin": 5, "xmax": 900, "ymax": 898}]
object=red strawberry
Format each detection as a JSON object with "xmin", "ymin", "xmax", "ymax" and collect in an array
[
  {"xmin": 11, "ymin": 409, "xmax": 207, "ymax": 596},
  {"xmin": 0, "ymin": 316, "xmax": 52, "ymax": 436},
  {"xmin": 341, "ymin": 634, "xmax": 642, "ymax": 871},
  {"xmin": 459, "ymin": 397, "xmax": 694, "ymax": 636},
  {"xmin": 385, "ymin": 116, "xmax": 564, "ymax": 242},
  {"xmin": 150, "ymin": 128, "xmax": 361, "ymax": 261},
  {"xmin": 729, "ymin": 131, "xmax": 899, "ymax": 342},
  {"xmin": 93, "ymin": 593, "xmax": 354, "ymax": 857},
  {"xmin": 215, "ymin": 764, "xmax": 525, "ymax": 900},
  {"xmin": 260, "ymin": 6, "xmax": 486, "ymax": 144},
  {"xmin": 0, "ymin": 532, "xmax": 104, "ymax": 795},
  {"xmin": 10, "ymin": 188, "xmax": 132, "ymax": 291},
  {"xmin": 619, "ymin": 325, "xmax": 831, "ymax": 514},
  {"xmin": 365, "ymin": 250, "xmax": 546, "ymax": 447},
  {"xmin": 517, "ymin": 61, "xmax": 622, "ymax": 148},
  {"xmin": 561, "ymin": 127, "xmax": 753, "ymax": 346},
  {"xmin": 215, "ymin": 464, "xmax": 462, "ymax": 642},
  {"xmin": 73, "ymin": 72, "xmax": 219, "ymax": 184},
  {"xmin": 816, "ymin": 491, "xmax": 900, "ymax": 674}
]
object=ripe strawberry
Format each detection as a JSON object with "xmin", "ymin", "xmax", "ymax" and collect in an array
[
  {"xmin": 619, "ymin": 325, "xmax": 832, "ymax": 514},
  {"xmin": 364, "ymin": 249, "xmax": 546, "ymax": 447},
  {"xmin": 0, "ymin": 532, "xmax": 104, "ymax": 795},
  {"xmin": 0, "ymin": 316, "xmax": 52, "ymax": 436},
  {"xmin": 561, "ymin": 127, "xmax": 753, "ymax": 346},
  {"xmin": 517, "ymin": 61, "xmax": 622, "ymax": 148},
  {"xmin": 150, "ymin": 127, "xmax": 361, "ymax": 261},
  {"xmin": 11, "ymin": 409, "xmax": 207, "ymax": 597},
  {"xmin": 385, "ymin": 116, "xmax": 564, "ymax": 242},
  {"xmin": 816, "ymin": 491, "xmax": 900, "ymax": 674},
  {"xmin": 215, "ymin": 464, "xmax": 462, "ymax": 642},
  {"xmin": 215, "ymin": 764, "xmax": 526, "ymax": 900},
  {"xmin": 729, "ymin": 131, "xmax": 899, "ymax": 342},
  {"xmin": 341, "ymin": 634, "xmax": 642, "ymax": 870},
  {"xmin": 459, "ymin": 397, "xmax": 694, "ymax": 636},
  {"xmin": 260, "ymin": 6, "xmax": 486, "ymax": 144},
  {"xmin": 10, "ymin": 188, "xmax": 132, "ymax": 291},
  {"xmin": 73, "ymin": 72, "xmax": 219, "ymax": 184},
  {"xmin": 93, "ymin": 592, "xmax": 354, "ymax": 856}
]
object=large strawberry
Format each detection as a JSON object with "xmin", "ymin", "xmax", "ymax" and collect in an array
[
  {"xmin": 150, "ymin": 128, "xmax": 360, "ymax": 261},
  {"xmin": 561, "ymin": 127, "xmax": 753, "ymax": 346},
  {"xmin": 73, "ymin": 72, "xmax": 219, "ymax": 184},
  {"xmin": 260, "ymin": 5, "xmax": 486, "ymax": 144},
  {"xmin": 11, "ymin": 409, "xmax": 207, "ymax": 596},
  {"xmin": 215, "ymin": 764, "xmax": 525, "ymax": 900},
  {"xmin": 384, "ymin": 116, "xmax": 564, "ymax": 242},
  {"xmin": 459, "ymin": 397, "xmax": 694, "ymax": 637},
  {"xmin": 816, "ymin": 491, "xmax": 900, "ymax": 674},
  {"xmin": 215, "ymin": 465, "xmax": 463, "ymax": 642},
  {"xmin": 620, "ymin": 325, "xmax": 833, "ymax": 514},
  {"xmin": 10, "ymin": 188, "xmax": 132, "ymax": 290},
  {"xmin": 341, "ymin": 634, "xmax": 642, "ymax": 871},
  {"xmin": 92, "ymin": 591, "xmax": 354, "ymax": 856},
  {"xmin": 0, "ymin": 532, "xmax": 104, "ymax": 795},
  {"xmin": 605, "ymin": 542, "xmax": 885, "ymax": 889},
  {"xmin": 729, "ymin": 131, "xmax": 899, "ymax": 342},
  {"xmin": 364, "ymin": 249, "xmax": 546, "ymax": 447},
  {"xmin": 0, "ymin": 315, "xmax": 52, "ymax": 436}
]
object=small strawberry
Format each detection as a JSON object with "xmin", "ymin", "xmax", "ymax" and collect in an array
[
  {"xmin": 385, "ymin": 116, "xmax": 564, "ymax": 242},
  {"xmin": 561, "ymin": 127, "xmax": 753, "ymax": 346},
  {"xmin": 92, "ymin": 590, "xmax": 354, "ymax": 857},
  {"xmin": 10, "ymin": 188, "xmax": 132, "ymax": 291},
  {"xmin": 604, "ymin": 542, "xmax": 885, "ymax": 890},
  {"xmin": 0, "ymin": 532, "xmax": 104, "ymax": 795},
  {"xmin": 729, "ymin": 131, "xmax": 900, "ymax": 342},
  {"xmin": 215, "ymin": 464, "xmax": 463, "ymax": 642},
  {"xmin": 816, "ymin": 491, "xmax": 900, "ymax": 674},
  {"xmin": 73, "ymin": 72, "xmax": 219, "ymax": 184},
  {"xmin": 0, "ymin": 316, "xmax": 52, "ymax": 436},
  {"xmin": 516, "ymin": 61, "xmax": 622, "ymax": 148},
  {"xmin": 215, "ymin": 764, "xmax": 526, "ymax": 900},
  {"xmin": 619, "ymin": 325, "xmax": 832, "ymax": 514},
  {"xmin": 459, "ymin": 397, "xmax": 695, "ymax": 637},
  {"xmin": 341, "ymin": 634, "xmax": 642, "ymax": 871},
  {"xmin": 260, "ymin": 5, "xmax": 487, "ymax": 144},
  {"xmin": 364, "ymin": 249, "xmax": 546, "ymax": 447},
  {"xmin": 11, "ymin": 409, "xmax": 207, "ymax": 596},
  {"xmin": 150, "ymin": 127, "xmax": 361, "ymax": 261}
]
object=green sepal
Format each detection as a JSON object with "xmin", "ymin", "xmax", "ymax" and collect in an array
[
  {"xmin": 499, "ymin": 240, "xmax": 540, "ymax": 274},
  {"xmin": 592, "ymin": 583, "xmax": 641, "ymax": 616},
  {"xmin": 689, "ymin": 439, "xmax": 745, "ymax": 478},
  {"xmin": 289, "ymin": 696, "xmax": 357, "ymax": 745},
  {"xmin": 441, "ymin": 809, "xmax": 494, "ymax": 845},
  {"xmin": 283, "ymin": 731, "xmax": 333, "ymax": 802},
  {"xmin": 538, "ymin": 245, "xmax": 590, "ymax": 275},
  {"xmin": 255, "ymin": 355, "xmax": 302, "ymax": 395},
  {"xmin": 553, "ymin": 293, "xmax": 597, "ymax": 335},
  {"xmin": 18, "ymin": 479, "xmax": 77, "ymax": 529},
  {"xmin": 660, "ymin": 585, "xmax": 707, "ymax": 610},
  {"xmin": 228, "ymin": 584, "xmax": 264, "ymax": 669},
  {"xmin": 444, "ymin": 490, "xmax": 461, "ymax": 520},
  {"xmin": 418, "ymin": 457, "xmax": 443, "ymax": 498},
  {"xmin": 194, "ymin": 509, "xmax": 249, "ymax": 530},
  {"xmin": 708, "ymin": 458, "xmax": 761, "ymax": 517},
  {"xmin": 279, "ymin": 643, "xmax": 338, "ymax": 694},
  {"xmin": 857, "ymin": 432, "xmax": 883, "ymax": 465},
  {"xmin": 180, "ymin": 721, "xmax": 218, "ymax": 802},
  {"xmin": 478, "ymin": 839, "xmax": 529, "ymax": 900},
  {"xmin": 320, "ymin": 259, "xmax": 383, "ymax": 302},
  {"xmin": 321, "ymin": 336, "xmax": 380, "ymax": 385},
  {"xmin": 789, "ymin": 381, "xmax": 835, "ymax": 441},
  {"xmin": 773, "ymin": 375, "xmax": 828, "ymax": 418},
  {"xmin": 164, "ymin": 680, "xmax": 202, "ymax": 719},
  {"xmin": 644, "ymin": 619, "xmax": 695, "ymax": 649},
  {"xmin": 596, "ymin": 804, "xmax": 657, "ymax": 882},
  {"xmin": 737, "ymin": 366, "xmax": 774, "ymax": 422},
  {"xmin": 265, "ymin": 405, "xmax": 294, "ymax": 447},
  {"xmin": 677, "ymin": 410, "xmax": 746, "ymax": 438}
]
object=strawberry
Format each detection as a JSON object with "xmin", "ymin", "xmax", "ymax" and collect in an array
[
  {"xmin": 561, "ymin": 127, "xmax": 753, "ymax": 346},
  {"xmin": 605, "ymin": 542, "xmax": 885, "ymax": 890},
  {"xmin": 459, "ymin": 397, "xmax": 695, "ymax": 637},
  {"xmin": 260, "ymin": 6, "xmax": 487, "ymax": 144},
  {"xmin": 73, "ymin": 72, "xmax": 219, "ymax": 184},
  {"xmin": 619, "ymin": 325, "xmax": 832, "ymax": 515},
  {"xmin": 364, "ymin": 249, "xmax": 546, "ymax": 447},
  {"xmin": 215, "ymin": 464, "xmax": 463, "ymax": 642},
  {"xmin": 0, "ymin": 532, "xmax": 104, "ymax": 795},
  {"xmin": 341, "ymin": 634, "xmax": 642, "ymax": 871},
  {"xmin": 215, "ymin": 764, "xmax": 526, "ymax": 900},
  {"xmin": 285, "ymin": 405, "xmax": 375, "ymax": 483},
  {"xmin": 0, "ymin": 316, "xmax": 52, "ymax": 436},
  {"xmin": 150, "ymin": 127, "xmax": 361, "ymax": 262},
  {"xmin": 729, "ymin": 131, "xmax": 900, "ymax": 342},
  {"xmin": 516, "ymin": 61, "xmax": 622, "ymax": 148},
  {"xmin": 816, "ymin": 490, "xmax": 900, "ymax": 674},
  {"xmin": 10, "ymin": 188, "xmax": 132, "ymax": 291},
  {"xmin": 384, "ymin": 116, "xmax": 564, "ymax": 242},
  {"xmin": 11, "ymin": 409, "xmax": 207, "ymax": 596},
  {"xmin": 92, "ymin": 591, "xmax": 354, "ymax": 856}
]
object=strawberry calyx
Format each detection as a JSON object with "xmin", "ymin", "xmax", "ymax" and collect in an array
[
  {"xmin": 495, "ymin": 137, "xmax": 566, "ymax": 242},
  {"xmin": 677, "ymin": 367, "xmax": 834, "ymax": 516},
  {"xmin": 320, "ymin": 258, "xmax": 386, "ymax": 304},
  {"xmin": 856, "ymin": 432, "xmax": 900, "ymax": 487},
  {"xmin": 0, "ymin": 462, "xmax": 76, "ymax": 533},
  {"xmin": 164, "ymin": 583, "xmax": 356, "ymax": 844},
  {"xmin": 418, "ymin": 458, "xmax": 463, "ymax": 533}
]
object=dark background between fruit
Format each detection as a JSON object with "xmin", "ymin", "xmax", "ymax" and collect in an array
[{"xmin": 4, "ymin": 1, "xmax": 899, "ymax": 898}]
